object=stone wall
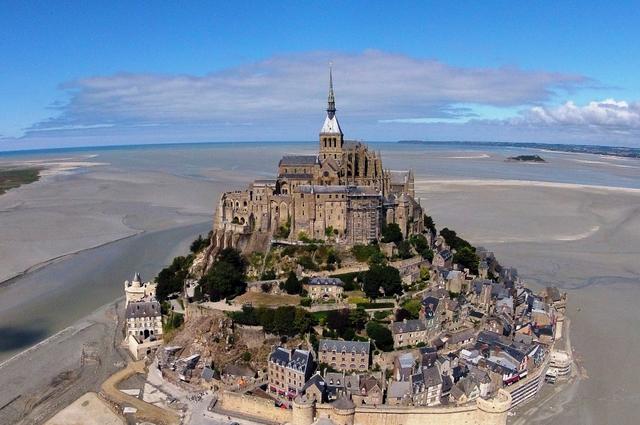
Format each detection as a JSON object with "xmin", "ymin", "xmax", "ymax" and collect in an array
[
  {"xmin": 219, "ymin": 389, "xmax": 510, "ymax": 425},
  {"xmin": 219, "ymin": 391, "xmax": 292, "ymax": 423}
]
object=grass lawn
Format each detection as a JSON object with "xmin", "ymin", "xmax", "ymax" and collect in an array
[
  {"xmin": 235, "ymin": 291, "xmax": 300, "ymax": 307},
  {"xmin": 345, "ymin": 290, "xmax": 367, "ymax": 304}
]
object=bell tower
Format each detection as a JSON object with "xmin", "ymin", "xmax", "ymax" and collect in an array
[{"xmin": 319, "ymin": 63, "xmax": 344, "ymax": 161}]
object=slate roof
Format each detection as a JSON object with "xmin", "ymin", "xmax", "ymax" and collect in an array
[
  {"xmin": 396, "ymin": 352, "xmax": 415, "ymax": 369},
  {"xmin": 319, "ymin": 339, "xmax": 370, "ymax": 354},
  {"xmin": 308, "ymin": 277, "xmax": 344, "ymax": 287},
  {"xmin": 269, "ymin": 347, "xmax": 312, "ymax": 373},
  {"xmin": 301, "ymin": 372, "xmax": 326, "ymax": 394},
  {"xmin": 125, "ymin": 301, "xmax": 161, "ymax": 319},
  {"xmin": 279, "ymin": 155, "xmax": 319, "ymax": 166},
  {"xmin": 391, "ymin": 319, "xmax": 426, "ymax": 334},
  {"xmin": 387, "ymin": 381, "xmax": 411, "ymax": 399}
]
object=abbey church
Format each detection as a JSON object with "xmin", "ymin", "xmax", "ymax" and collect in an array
[{"xmin": 212, "ymin": 68, "xmax": 424, "ymax": 252}]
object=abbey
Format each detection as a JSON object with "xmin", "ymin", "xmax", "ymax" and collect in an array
[{"xmin": 213, "ymin": 68, "xmax": 423, "ymax": 251}]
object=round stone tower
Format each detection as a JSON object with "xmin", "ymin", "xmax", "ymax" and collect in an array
[
  {"xmin": 292, "ymin": 397, "xmax": 315, "ymax": 425},
  {"xmin": 476, "ymin": 389, "xmax": 512, "ymax": 424},
  {"xmin": 330, "ymin": 397, "xmax": 356, "ymax": 425}
]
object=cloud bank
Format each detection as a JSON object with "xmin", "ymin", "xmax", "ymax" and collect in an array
[{"xmin": 2, "ymin": 50, "xmax": 638, "ymax": 149}]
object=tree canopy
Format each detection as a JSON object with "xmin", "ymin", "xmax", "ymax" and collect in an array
[
  {"xmin": 283, "ymin": 271, "xmax": 302, "ymax": 294},
  {"xmin": 200, "ymin": 248, "xmax": 247, "ymax": 301},
  {"xmin": 366, "ymin": 322, "xmax": 394, "ymax": 352},
  {"xmin": 381, "ymin": 223, "xmax": 403, "ymax": 243},
  {"xmin": 362, "ymin": 264, "xmax": 402, "ymax": 299},
  {"xmin": 155, "ymin": 255, "xmax": 192, "ymax": 301}
]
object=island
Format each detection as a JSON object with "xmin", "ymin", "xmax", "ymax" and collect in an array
[
  {"xmin": 79, "ymin": 72, "xmax": 574, "ymax": 425},
  {"xmin": 506, "ymin": 155, "xmax": 546, "ymax": 163},
  {"xmin": 0, "ymin": 167, "xmax": 40, "ymax": 195}
]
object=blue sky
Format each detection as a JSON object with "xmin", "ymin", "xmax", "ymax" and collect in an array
[{"xmin": 1, "ymin": 1, "xmax": 639, "ymax": 150}]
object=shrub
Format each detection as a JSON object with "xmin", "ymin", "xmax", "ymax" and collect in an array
[{"xmin": 300, "ymin": 297, "xmax": 312, "ymax": 307}]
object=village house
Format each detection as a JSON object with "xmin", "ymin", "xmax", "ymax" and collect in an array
[
  {"xmin": 317, "ymin": 339, "xmax": 370, "ymax": 371},
  {"xmin": 267, "ymin": 347, "xmax": 313, "ymax": 399},
  {"xmin": 391, "ymin": 319, "xmax": 428, "ymax": 349},
  {"xmin": 303, "ymin": 277, "xmax": 344, "ymax": 302},
  {"xmin": 410, "ymin": 366, "xmax": 443, "ymax": 406}
]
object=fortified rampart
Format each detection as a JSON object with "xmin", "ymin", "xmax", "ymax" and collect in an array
[{"xmin": 218, "ymin": 389, "xmax": 511, "ymax": 425}]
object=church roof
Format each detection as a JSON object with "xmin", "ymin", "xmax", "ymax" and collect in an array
[
  {"xmin": 321, "ymin": 114, "xmax": 342, "ymax": 134},
  {"xmin": 279, "ymin": 155, "xmax": 319, "ymax": 166}
]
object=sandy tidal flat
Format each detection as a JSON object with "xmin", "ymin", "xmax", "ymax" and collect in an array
[{"xmin": 416, "ymin": 179, "xmax": 640, "ymax": 425}]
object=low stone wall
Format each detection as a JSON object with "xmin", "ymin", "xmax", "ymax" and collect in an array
[{"xmin": 219, "ymin": 391, "xmax": 292, "ymax": 424}]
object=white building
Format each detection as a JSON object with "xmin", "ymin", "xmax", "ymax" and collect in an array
[{"xmin": 123, "ymin": 272, "xmax": 163, "ymax": 359}]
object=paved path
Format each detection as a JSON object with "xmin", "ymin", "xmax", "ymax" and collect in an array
[{"xmin": 101, "ymin": 360, "xmax": 180, "ymax": 425}]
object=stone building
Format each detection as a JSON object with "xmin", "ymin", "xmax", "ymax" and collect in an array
[
  {"xmin": 318, "ymin": 339, "xmax": 370, "ymax": 371},
  {"xmin": 303, "ymin": 277, "xmax": 345, "ymax": 302},
  {"xmin": 124, "ymin": 272, "xmax": 157, "ymax": 304},
  {"xmin": 124, "ymin": 300, "xmax": 163, "ymax": 360},
  {"xmin": 123, "ymin": 272, "xmax": 163, "ymax": 360},
  {"xmin": 210, "ymin": 67, "xmax": 424, "ymax": 254},
  {"xmin": 267, "ymin": 347, "xmax": 313, "ymax": 399}
]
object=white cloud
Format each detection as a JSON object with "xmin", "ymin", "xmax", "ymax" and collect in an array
[
  {"xmin": 518, "ymin": 99, "xmax": 640, "ymax": 131},
  {"xmin": 28, "ymin": 50, "xmax": 587, "ymax": 132}
]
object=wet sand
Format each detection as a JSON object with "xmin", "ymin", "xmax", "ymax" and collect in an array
[{"xmin": 416, "ymin": 180, "xmax": 640, "ymax": 425}]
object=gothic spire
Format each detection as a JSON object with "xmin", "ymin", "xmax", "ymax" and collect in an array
[{"xmin": 327, "ymin": 62, "xmax": 336, "ymax": 118}]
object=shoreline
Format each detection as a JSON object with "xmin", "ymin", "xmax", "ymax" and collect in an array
[
  {"xmin": 0, "ymin": 230, "xmax": 143, "ymax": 290},
  {"xmin": 415, "ymin": 178, "xmax": 640, "ymax": 194}
]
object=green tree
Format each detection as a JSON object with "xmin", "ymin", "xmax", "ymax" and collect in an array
[
  {"xmin": 190, "ymin": 234, "xmax": 209, "ymax": 253},
  {"xmin": 368, "ymin": 250, "xmax": 387, "ymax": 266},
  {"xmin": 409, "ymin": 234, "xmax": 429, "ymax": 252},
  {"xmin": 155, "ymin": 255, "xmax": 192, "ymax": 301},
  {"xmin": 382, "ymin": 223, "xmax": 403, "ymax": 243},
  {"xmin": 200, "ymin": 248, "xmax": 247, "ymax": 301},
  {"xmin": 397, "ymin": 240, "xmax": 413, "ymax": 259},
  {"xmin": 283, "ymin": 271, "xmax": 302, "ymax": 294},
  {"xmin": 349, "ymin": 307, "xmax": 369, "ymax": 331},
  {"xmin": 453, "ymin": 246, "xmax": 479, "ymax": 274},
  {"xmin": 362, "ymin": 264, "xmax": 403, "ymax": 299},
  {"xmin": 423, "ymin": 214, "xmax": 436, "ymax": 233},
  {"xmin": 261, "ymin": 269, "xmax": 276, "ymax": 280},
  {"xmin": 366, "ymin": 322, "xmax": 394, "ymax": 352}
]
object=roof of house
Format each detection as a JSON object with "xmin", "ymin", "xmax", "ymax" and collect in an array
[
  {"xmin": 308, "ymin": 277, "xmax": 344, "ymax": 287},
  {"xmin": 391, "ymin": 319, "xmax": 426, "ymax": 334},
  {"xmin": 302, "ymin": 372, "xmax": 326, "ymax": 393},
  {"xmin": 396, "ymin": 353, "xmax": 415, "ymax": 369},
  {"xmin": 447, "ymin": 328, "xmax": 476, "ymax": 345},
  {"xmin": 387, "ymin": 381, "xmax": 411, "ymax": 399},
  {"xmin": 269, "ymin": 347, "xmax": 312, "ymax": 373},
  {"xmin": 319, "ymin": 339, "xmax": 370, "ymax": 354},
  {"xmin": 125, "ymin": 301, "xmax": 161, "ymax": 319}
]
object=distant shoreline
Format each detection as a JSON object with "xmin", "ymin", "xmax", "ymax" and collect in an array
[{"xmin": 398, "ymin": 140, "xmax": 640, "ymax": 159}]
